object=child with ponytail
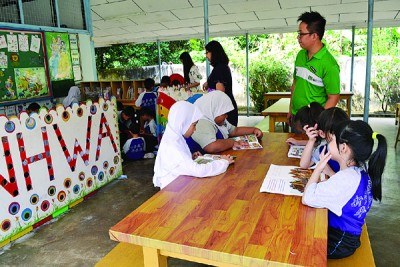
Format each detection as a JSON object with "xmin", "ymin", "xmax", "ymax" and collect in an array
[{"xmin": 302, "ymin": 120, "xmax": 387, "ymax": 259}]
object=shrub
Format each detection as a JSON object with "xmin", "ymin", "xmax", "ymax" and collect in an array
[{"xmin": 249, "ymin": 57, "xmax": 292, "ymax": 112}]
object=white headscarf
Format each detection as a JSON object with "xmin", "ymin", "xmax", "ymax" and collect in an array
[
  {"xmin": 153, "ymin": 101, "xmax": 203, "ymax": 187},
  {"xmin": 63, "ymin": 86, "xmax": 81, "ymax": 108},
  {"xmin": 194, "ymin": 90, "xmax": 234, "ymax": 138}
]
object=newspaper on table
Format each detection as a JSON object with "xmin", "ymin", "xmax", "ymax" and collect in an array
[
  {"xmin": 231, "ymin": 134, "xmax": 262, "ymax": 150},
  {"xmin": 287, "ymin": 145, "xmax": 305, "ymax": 158},
  {"xmin": 260, "ymin": 164, "xmax": 323, "ymax": 196}
]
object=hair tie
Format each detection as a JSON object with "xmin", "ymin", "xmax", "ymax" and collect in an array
[{"xmin": 372, "ymin": 132, "xmax": 379, "ymax": 140}]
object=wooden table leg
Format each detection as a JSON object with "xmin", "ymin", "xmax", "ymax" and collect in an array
[
  {"xmin": 269, "ymin": 116, "xmax": 276, "ymax": 132},
  {"xmin": 143, "ymin": 247, "xmax": 167, "ymax": 267}
]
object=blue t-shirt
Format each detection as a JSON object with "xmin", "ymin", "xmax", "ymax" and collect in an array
[{"xmin": 123, "ymin": 137, "xmax": 145, "ymax": 160}]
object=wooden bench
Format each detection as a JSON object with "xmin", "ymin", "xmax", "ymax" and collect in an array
[
  {"xmin": 95, "ymin": 242, "xmax": 144, "ymax": 267},
  {"xmin": 261, "ymin": 98, "xmax": 290, "ymax": 132},
  {"xmin": 328, "ymin": 224, "xmax": 375, "ymax": 267}
]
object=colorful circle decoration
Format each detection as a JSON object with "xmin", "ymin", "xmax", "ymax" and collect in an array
[
  {"xmin": 5, "ymin": 121, "xmax": 15, "ymax": 133},
  {"xmin": 78, "ymin": 172, "xmax": 85, "ymax": 181},
  {"xmin": 73, "ymin": 184, "xmax": 80, "ymax": 194},
  {"xmin": 11, "ymin": 53, "xmax": 19, "ymax": 62},
  {"xmin": 90, "ymin": 105, "xmax": 97, "ymax": 115},
  {"xmin": 30, "ymin": 194, "xmax": 39, "ymax": 205},
  {"xmin": 103, "ymin": 161, "xmax": 109, "ymax": 169},
  {"xmin": 8, "ymin": 202, "xmax": 20, "ymax": 215},
  {"xmin": 91, "ymin": 165, "xmax": 98, "ymax": 175},
  {"xmin": 44, "ymin": 114, "xmax": 53, "ymax": 124},
  {"xmin": 21, "ymin": 208, "xmax": 32, "ymax": 221},
  {"xmin": 98, "ymin": 171, "xmax": 104, "ymax": 182},
  {"xmin": 25, "ymin": 117, "xmax": 36, "ymax": 129},
  {"xmin": 113, "ymin": 156, "xmax": 119, "ymax": 165},
  {"xmin": 41, "ymin": 200, "xmax": 50, "ymax": 211},
  {"xmin": 1, "ymin": 219, "xmax": 11, "ymax": 232},
  {"xmin": 77, "ymin": 107, "xmax": 84, "ymax": 117},
  {"xmin": 86, "ymin": 177, "xmax": 93, "ymax": 188},
  {"xmin": 103, "ymin": 103, "xmax": 108, "ymax": 111},
  {"xmin": 64, "ymin": 178, "xmax": 72, "ymax": 188},
  {"xmin": 48, "ymin": 185, "xmax": 56, "ymax": 196},
  {"xmin": 62, "ymin": 111, "xmax": 70, "ymax": 122},
  {"xmin": 57, "ymin": 191, "xmax": 66, "ymax": 202},
  {"xmin": 109, "ymin": 167, "xmax": 115, "ymax": 176}
]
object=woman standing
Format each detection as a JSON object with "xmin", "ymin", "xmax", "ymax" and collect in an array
[
  {"xmin": 204, "ymin": 40, "xmax": 238, "ymax": 126},
  {"xmin": 179, "ymin": 52, "xmax": 202, "ymax": 91}
]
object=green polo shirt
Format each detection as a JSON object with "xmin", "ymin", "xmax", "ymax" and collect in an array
[{"xmin": 292, "ymin": 45, "xmax": 340, "ymax": 115}]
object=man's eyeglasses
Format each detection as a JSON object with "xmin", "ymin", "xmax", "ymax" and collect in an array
[{"xmin": 297, "ymin": 31, "xmax": 314, "ymax": 37}]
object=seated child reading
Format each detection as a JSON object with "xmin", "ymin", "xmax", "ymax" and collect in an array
[
  {"xmin": 122, "ymin": 123, "xmax": 146, "ymax": 160},
  {"xmin": 135, "ymin": 78, "xmax": 157, "ymax": 112},
  {"xmin": 188, "ymin": 90, "xmax": 263, "ymax": 154},
  {"xmin": 286, "ymin": 102, "xmax": 324, "ymax": 146},
  {"xmin": 140, "ymin": 107, "xmax": 158, "ymax": 153},
  {"xmin": 302, "ymin": 120, "xmax": 387, "ymax": 259},
  {"xmin": 300, "ymin": 107, "xmax": 348, "ymax": 176},
  {"xmin": 153, "ymin": 101, "xmax": 234, "ymax": 189},
  {"xmin": 118, "ymin": 106, "xmax": 135, "ymax": 149}
]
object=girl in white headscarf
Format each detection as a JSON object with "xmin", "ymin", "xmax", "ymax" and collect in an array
[
  {"xmin": 190, "ymin": 90, "xmax": 263, "ymax": 154},
  {"xmin": 153, "ymin": 101, "xmax": 234, "ymax": 189},
  {"xmin": 63, "ymin": 86, "xmax": 81, "ymax": 108}
]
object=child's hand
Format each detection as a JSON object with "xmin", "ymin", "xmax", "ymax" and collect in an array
[
  {"xmin": 192, "ymin": 151, "xmax": 202, "ymax": 160},
  {"xmin": 221, "ymin": 154, "xmax": 235, "ymax": 164},
  {"xmin": 286, "ymin": 137, "xmax": 298, "ymax": 145},
  {"xmin": 315, "ymin": 146, "xmax": 332, "ymax": 173},
  {"xmin": 253, "ymin": 128, "xmax": 263, "ymax": 138},
  {"xmin": 304, "ymin": 123, "xmax": 318, "ymax": 141}
]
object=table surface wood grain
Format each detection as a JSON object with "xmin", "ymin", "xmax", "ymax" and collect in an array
[{"xmin": 110, "ymin": 133, "xmax": 327, "ymax": 266}]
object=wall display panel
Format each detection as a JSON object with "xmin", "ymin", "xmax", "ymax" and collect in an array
[
  {"xmin": 0, "ymin": 29, "xmax": 50, "ymax": 105},
  {"xmin": 0, "ymin": 97, "xmax": 122, "ymax": 244}
]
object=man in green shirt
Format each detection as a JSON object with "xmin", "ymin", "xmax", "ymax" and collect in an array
[{"xmin": 288, "ymin": 11, "xmax": 340, "ymax": 127}]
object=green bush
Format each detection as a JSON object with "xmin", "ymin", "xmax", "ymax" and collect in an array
[
  {"xmin": 249, "ymin": 57, "xmax": 292, "ymax": 112},
  {"xmin": 371, "ymin": 57, "xmax": 400, "ymax": 112}
]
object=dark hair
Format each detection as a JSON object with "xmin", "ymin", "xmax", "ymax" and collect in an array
[
  {"xmin": 318, "ymin": 107, "xmax": 349, "ymax": 135},
  {"xmin": 144, "ymin": 78, "xmax": 155, "ymax": 90},
  {"xmin": 161, "ymin": 76, "xmax": 170, "ymax": 86},
  {"xmin": 179, "ymin": 52, "xmax": 194, "ymax": 84},
  {"xmin": 294, "ymin": 102, "xmax": 324, "ymax": 129},
  {"xmin": 122, "ymin": 106, "xmax": 135, "ymax": 118},
  {"xmin": 334, "ymin": 120, "xmax": 387, "ymax": 201},
  {"xmin": 116, "ymin": 101, "xmax": 124, "ymax": 111},
  {"xmin": 129, "ymin": 121, "xmax": 140, "ymax": 135},
  {"xmin": 205, "ymin": 40, "xmax": 229, "ymax": 67},
  {"xmin": 297, "ymin": 11, "xmax": 326, "ymax": 40},
  {"xmin": 27, "ymin": 102, "xmax": 40, "ymax": 113},
  {"xmin": 140, "ymin": 107, "xmax": 155, "ymax": 118}
]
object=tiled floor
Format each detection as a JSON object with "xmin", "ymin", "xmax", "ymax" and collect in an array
[{"xmin": 0, "ymin": 116, "xmax": 398, "ymax": 267}]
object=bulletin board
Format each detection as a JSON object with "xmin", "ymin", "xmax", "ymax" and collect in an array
[{"xmin": 0, "ymin": 29, "xmax": 50, "ymax": 104}]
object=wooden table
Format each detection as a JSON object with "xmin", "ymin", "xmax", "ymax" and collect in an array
[
  {"xmin": 263, "ymin": 92, "xmax": 354, "ymax": 116},
  {"xmin": 109, "ymin": 133, "xmax": 327, "ymax": 267},
  {"xmin": 261, "ymin": 98, "xmax": 290, "ymax": 132}
]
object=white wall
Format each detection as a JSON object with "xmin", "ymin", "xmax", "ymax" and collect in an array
[{"xmin": 79, "ymin": 33, "xmax": 97, "ymax": 81}]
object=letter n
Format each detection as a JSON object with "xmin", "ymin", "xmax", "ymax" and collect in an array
[{"xmin": 0, "ymin": 137, "xmax": 19, "ymax": 197}]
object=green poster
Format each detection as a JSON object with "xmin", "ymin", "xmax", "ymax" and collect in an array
[
  {"xmin": 14, "ymin": 67, "xmax": 49, "ymax": 99},
  {"xmin": 45, "ymin": 32, "xmax": 73, "ymax": 81}
]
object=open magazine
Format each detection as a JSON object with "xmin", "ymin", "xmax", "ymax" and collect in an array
[
  {"xmin": 194, "ymin": 154, "xmax": 236, "ymax": 164},
  {"xmin": 194, "ymin": 154, "xmax": 224, "ymax": 164},
  {"xmin": 260, "ymin": 164, "xmax": 323, "ymax": 196},
  {"xmin": 231, "ymin": 134, "xmax": 262, "ymax": 150},
  {"xmin": 288, "ymin": 145, "xmax": 305, "ymax": 158}
]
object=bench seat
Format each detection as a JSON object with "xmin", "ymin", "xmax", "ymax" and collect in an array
[{"xmin": 96, "ymin": 242, "xmax": 144, "ymax": 267}]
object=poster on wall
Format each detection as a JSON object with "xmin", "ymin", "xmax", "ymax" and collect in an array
[
  {"xmin": 69, "ymin": 33, "xmax": 82, "ymax": 82},
  {"xmin": 14, "ymin": 67, "xmax": 49, "ymax": 99},
  {"xmin": 45, "ymin": 32, "xmax": 73, "ymax": 81},
  {"xmin": 0, "ymin": 29, "xmax": 50, "ymax": 105}
]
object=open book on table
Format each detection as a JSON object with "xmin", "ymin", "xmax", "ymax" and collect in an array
[
  {"xmin": 288, "ymin": 145, "xmax": 305, "ymax": 158},
  {"xmin": 260, "ymin": 164, "xmax": 323, "ymax": 196},
  {"xmin": 194, "ymin": 154, "xmax": 236, "ymax": 164},
  {"xmin": 231, "ymin": 134, "xmax": 262, "ymax": 150}
]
